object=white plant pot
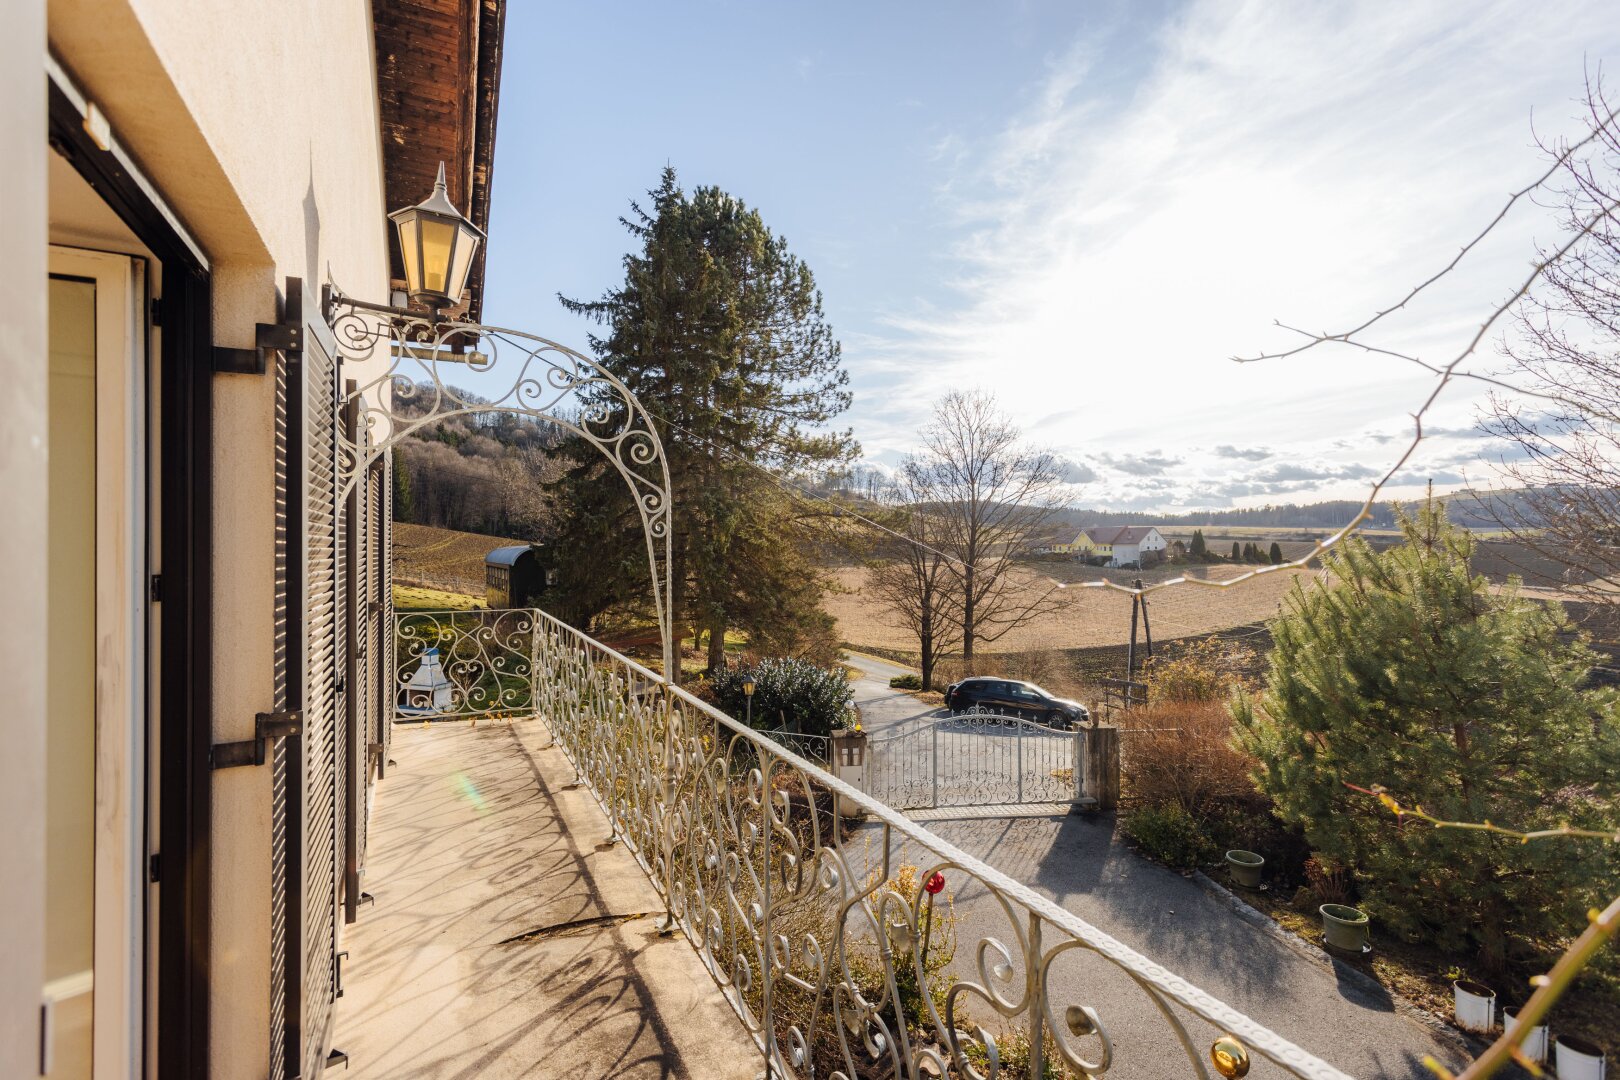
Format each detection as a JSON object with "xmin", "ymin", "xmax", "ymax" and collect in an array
[
  {"xmin": 1502, "ymin": 1006, "xmax": 1547, "ymax": 1064},
  {"xmin": 1556, "ymin": 1034, "xmax": 1608, "ymax": 1080},
  {"xmin": 1451, "ymin": 979, "xmax": 1495, "ymax": 1034}
]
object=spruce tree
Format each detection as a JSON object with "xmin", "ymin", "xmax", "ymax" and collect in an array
[
  {"xmin": 1231, "ymin": 541, "xmax": 1241, "ymax": 562},
  {"xmin": 1268, "ymin": 541, "xmax": 1283, "ymax": 565},
  {"xmin": 1190, "ymin": 529, "xmax": 1207, "ymax": 560},
  {"xmin": 1233, "ymin": 502, "xmax": 1620, "ymax": 973},
  {"xmin": 392, "ymin": 454, "xmax": 415, "ymax": 523},
  {"xmin": 548, "ymin": 168, "xmax": 855, "ymax": 678}
]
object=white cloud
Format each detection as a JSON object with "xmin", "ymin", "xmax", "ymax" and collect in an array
[{"xmin": 846, "ymin": 0, "xmax": 1620, "ymax": 510}]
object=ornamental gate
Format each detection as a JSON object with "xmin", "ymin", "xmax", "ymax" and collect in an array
[{"xmin": 865, "ymin": 710, "xmax": 1084, "ymax": 810}]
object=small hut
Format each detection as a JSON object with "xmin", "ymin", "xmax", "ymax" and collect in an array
[
  {"xmin": 398, "ymin": 647, "xmax": 455, "ymax": 716},
  {"xmin": 485, "ymin": 543, "xmax": 555, "ymax": 609}
]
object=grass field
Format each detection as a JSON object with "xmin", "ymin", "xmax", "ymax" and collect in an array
[
  {"xmin": 825, "ymin": 560, "xmax": 1316, "ymax": 655},
  {"xmin": 393, "ymin": 521, "xmax": 516, "ymax": 596},
  {"xmin": 393, "ymin": 584, "xmax": 485, "ymax": 611}
]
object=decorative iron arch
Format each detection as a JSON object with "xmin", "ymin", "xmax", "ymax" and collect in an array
[{"xmin": 323, "ymin": 289, "xmax": 674, "ymax": 674}]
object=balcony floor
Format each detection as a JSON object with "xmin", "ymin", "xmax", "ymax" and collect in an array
[{"xmin": 335, "ymin": 719, "xmax": 758, "ymax": 1080}]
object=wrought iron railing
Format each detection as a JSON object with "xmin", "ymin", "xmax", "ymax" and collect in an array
[
  {"xmin": 393, "ymin": 608, "xmax": 539, "ymax": 721},
  {"xmin": 528, "ymin": 608, "xmax": 1352, "ymax": 1079}
]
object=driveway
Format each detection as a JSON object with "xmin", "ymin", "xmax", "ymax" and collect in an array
[
  {"xmin": 844, "ymin": 651, "xmax": 939, "ymax": 734},
  {"xmin": 843, "ymin": 653, "xmax": 1470, "ymax": 1078}
]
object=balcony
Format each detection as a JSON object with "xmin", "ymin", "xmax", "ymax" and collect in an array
[
  {"xmin": 335, "ymin": 717, "xmax": 757, "ymax": 1078},
  {"xmin": 342, "ymin": 607, "xmax": 1374, "ymax": 1079}
]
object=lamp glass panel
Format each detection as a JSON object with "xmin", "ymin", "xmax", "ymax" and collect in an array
[
  {"xmin": 419, "ymin": 218, "xmax": 458, "ymax": 296},
  {"xmin": 446, "ymin": 229, "xmax": 480, "ymax": 304},
  {"xmin": 396, "ymin": 215, "xmax": 422, "ymax": 294}
]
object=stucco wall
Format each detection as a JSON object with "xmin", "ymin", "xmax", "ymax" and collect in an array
[
  {"xmin": 48, "ymin": 2, "xmax": 392, "ymax": 1075},
  {"xmin": 1, "ymin": 2, "xmax": 48, "ymax": 1076}
]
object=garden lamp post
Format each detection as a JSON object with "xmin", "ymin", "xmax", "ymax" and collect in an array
[
  {"xmin": 388, "ymin": 161, "xmax": 486, "ymax": 312},
  {"xmin": 743, "ymin": 677, "xmax": 756, "ymax": 727}
]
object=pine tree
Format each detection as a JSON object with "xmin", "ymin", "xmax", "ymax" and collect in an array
[
  {"xmin": 1233, "ymin": 502, "xmax": 1620, "ymax": 973},
  {"xmin": 548, "ymin": 168, "xmax": 855, "ymax": 678},
  {"xmin": 392, "ymin": 453, "xmax": 415, "ymax": 523},
  {"xmin": 1268, "ymin": 541, "xmax": 1283, "ymax": 564}
]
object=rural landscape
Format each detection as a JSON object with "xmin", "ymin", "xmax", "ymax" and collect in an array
[
  {"xmin": 30, "ymin": 4, "xmax": 1620, "ymax": 1079},
  {"xmin": 372, "ymin": 60, "xmax": 1620, "ymax": 1070}
]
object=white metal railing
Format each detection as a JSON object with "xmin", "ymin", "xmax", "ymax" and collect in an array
[
  {"xmin": 393, "ymin": 608, "xmax": 539, "ymax": 721},
  {"xmin": 527, "ymin": 608, "xmax": 1353, "ymax": 1080}
]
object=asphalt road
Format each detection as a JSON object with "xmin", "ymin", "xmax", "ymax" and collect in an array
[{"xmin": 842, "ymin": 650, "xmax": 1471, "ymax": 1079}]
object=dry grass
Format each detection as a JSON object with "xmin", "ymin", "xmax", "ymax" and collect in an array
[
  {"xmin": 825, "ymin": 560, "xmax": 1316, "ymax": 655},
  {"xmin": 393, "ymin": 521, "xmax": 518, "ymax": 595}
]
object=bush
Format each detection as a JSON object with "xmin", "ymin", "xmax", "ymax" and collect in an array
[
  {"xmin": 1141, "ymin": 637, "xmax": 1254, "ymax": 704},
  {"xmin": 1121, "ymin": 701, "xmax": 1259, "ymax": 823},
  {"xmin": 710, "ymin": 657, "xmax": 853, "ymax": 736},
  {"xmin": 888, "ymin": 673, "xmax": 923, "ymax": 690},
  {"xmin": 1233, "ymin": 502, "xmax": 1620, "ymax": 973},
  {"xmin": 1122, "ymin": 802, "xmax": 1218, "ymax": 868}
]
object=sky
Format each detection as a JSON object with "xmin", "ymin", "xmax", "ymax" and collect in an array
[{"xmin": 479, "ymin": 1, "xmax": 1620, "ymax": 514}]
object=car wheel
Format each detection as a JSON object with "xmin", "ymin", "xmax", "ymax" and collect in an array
[{"xmin": 1044, "ymin": 710, "xmax": 1065, "ymax": 728}]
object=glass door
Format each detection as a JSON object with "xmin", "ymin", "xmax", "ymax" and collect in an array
[{"xmin": 45, "ymin": 246, "xmax": 147, "ymax": 1080}]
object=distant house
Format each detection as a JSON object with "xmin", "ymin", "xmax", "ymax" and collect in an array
[{"xmin": 1055, "ymin": 526, "xmax": 1168, "ymax": 568}]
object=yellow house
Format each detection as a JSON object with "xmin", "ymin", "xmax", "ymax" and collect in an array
[{"xmin": 1056, "ymin": 529, "xmax": 1110, "ymax": 558}]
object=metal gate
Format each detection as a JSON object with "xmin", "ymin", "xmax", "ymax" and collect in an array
[{"xmin": 866, "ymin": 709, "xmax": 1081, "ymax": 810}]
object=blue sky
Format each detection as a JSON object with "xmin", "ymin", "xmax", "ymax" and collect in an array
[{"xmin": 479, "ymin": 1, "xmax": 1620, "ymax": 513}]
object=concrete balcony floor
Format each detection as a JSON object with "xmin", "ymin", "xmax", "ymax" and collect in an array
[{"xmin": 335, "ymin": 719, "xmax": 758, "ymax": 1080}]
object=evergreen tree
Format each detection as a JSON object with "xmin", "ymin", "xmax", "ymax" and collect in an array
[
  {"xmin": 1233, "ymin": 502, "xmax": 1620, "ymax": 974},
  {"xmin": 1231, "ymin": 541, "xmax": 1241, "ymax": 562},
  {"xmin": 392, "ymin": 453, "xmax": 415, "ymax": 522},
  {"xmin": 1268, "ymin": 541, "xmax": 1283, "ymax": 565},
  {"xmin": 1190, "ymin": 529, "xmax": 1207, "ymax": 560},
  {"xmin": 548, "ymin": 168, "xmax": 855, "ymax": 678}
]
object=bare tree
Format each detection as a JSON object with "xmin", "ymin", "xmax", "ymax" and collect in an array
[
  {"xmin": 914, "ymin": 390, "xmax": 1068, "ymax": 668},
  {"xmin": 1480, "ymin": 75, "xmax": 1620, "ymax": 604},
  {"xmin": 867, "ymin": 458, "xmax": 962, "ymax": 689}
]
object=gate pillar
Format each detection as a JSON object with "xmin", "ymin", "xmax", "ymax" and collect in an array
[{"xmin": 1077, "ymin": 725, "xmax": 1120, "ymax": 811}]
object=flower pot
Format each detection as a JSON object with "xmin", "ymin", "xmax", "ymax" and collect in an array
[
  {"xmin": 1556, "ymin": 1034, "xmax": 1607, "ymax": 1080},
  {"xmin": 1502, "ymin": 1006, "xmax": 1547, "ymax": 1064},
  {"xmin": 1318, "ymin": 904, "xmax": 1369, "ymax": 953},
  {"xmin": 1451, "ymin": 980, "xmax": 1495, "ymax": 1034},
  {"xmin": 1225, "ymin": 849, "xmax": 1265, "ymax": 890}
]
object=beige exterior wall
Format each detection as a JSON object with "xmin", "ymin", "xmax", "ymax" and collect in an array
[
  {"xmin": 1, "ymin": 1, "xmax": 49, "ymax": 1076},
  {"xmin": 47, "ymin": 1, "xmax": 393, "ymax": 1075}
]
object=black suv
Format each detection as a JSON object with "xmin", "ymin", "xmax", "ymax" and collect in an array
[{"xmin": 944, "ymin": 677, "xmax": 1090, "ymax": 729}]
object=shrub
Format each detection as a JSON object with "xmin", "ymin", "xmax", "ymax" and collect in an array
[
  {"xmin": 710, "ymin": 657, "xmax": 854, "ymax": 737},
  {"xmin": 1122, "ymin": 802, "xmax": 1217, "ymax": 868},
  {"xmin": 1233, "ymin": 502, "xmax": 1620, "ymax": 974},
  {"xmin": 889, "ymin": 673, "xmax": 923, "ymax": 690},
  {"xmin": 1120, "ymin": 701, "xmax": 1257, "ymax": 822},
  {"xmin": 1140, "ymin": 637, "xmax": 1254, "ymax": 704}
]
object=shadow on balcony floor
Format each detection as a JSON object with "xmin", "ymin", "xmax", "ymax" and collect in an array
[{"xmin": 335, "ymin": 719, "xmax": 759, "ymax": 1080}]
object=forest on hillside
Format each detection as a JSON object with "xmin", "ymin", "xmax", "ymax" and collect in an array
[{"xmin": 390, "ymin": 381, "xmax": 565, "ymax": 539}]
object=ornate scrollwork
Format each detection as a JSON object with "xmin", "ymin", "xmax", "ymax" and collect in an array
[
  {"xmin": 325, "ymin": 290, "xmax": 673, "ymax": 668},
  {"xmin": 393, "ymin": 608, "xmax": 539, "ymax": 721},
  {"xmin": 524, "ymin": 607, "xmax": 1353, "ymax": 1080}
]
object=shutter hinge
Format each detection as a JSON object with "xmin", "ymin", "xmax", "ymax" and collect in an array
[
  {"xmin": 325, "ymin": 1048, "xmax": 350, "ymax": 1070},
  {"xmin": 211, "ymin": 710, "xmax": 301, "ymax": 769},
  {"xmin": 148, "ymin": 852, "xmax": 160, "ymax": 883},
  {"xmin": 149, "ymin": 574, "xmax": 162, "ymax": 602},
  {"xmin": 149, "ymin": 295, "xmax": 165, "ymax": 327},
  {"xmin": 335, "ymin": 951, "xmax": 349, "ymax": 999}
]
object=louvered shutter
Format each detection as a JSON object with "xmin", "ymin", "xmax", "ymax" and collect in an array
[
  {"xmin": 299, "ymin": 328, "xmax": 345, "ymax": 1076},
  {"xmin": 268, "ymin": 339, "xmax": 295, "ymax": 1080}
]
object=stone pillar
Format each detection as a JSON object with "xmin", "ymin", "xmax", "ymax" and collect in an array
[{"xmin": 1079, "ymin": 725, "xmax": 1121, "ymax": 811}]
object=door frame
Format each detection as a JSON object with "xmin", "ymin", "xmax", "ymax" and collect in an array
[
  {"xmin": 46, "ymin": 244, "xmax": 149, "ymax": 1078},
  {"xmin": 49, "ymin": 64, "xmax": 215, "ymax": 1080}
]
